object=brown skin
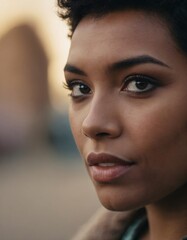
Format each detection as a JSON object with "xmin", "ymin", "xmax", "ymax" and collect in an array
[{"xmin": 64, "ymin": 11, "xmax": 187, "ymax": 240}]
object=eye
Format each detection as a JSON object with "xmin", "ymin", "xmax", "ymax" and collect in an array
[
  {"xmin": 64, "ymin": 80, "xmax": 91, "ymax": 98},
  {"xmin": 122, "ymin": 75, "xmax": 158, "ymax": 94}
]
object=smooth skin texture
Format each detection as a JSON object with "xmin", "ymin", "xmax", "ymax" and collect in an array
[{"xmin": 64, "ymin": 11, "xmax": 187, "ymax": 240}]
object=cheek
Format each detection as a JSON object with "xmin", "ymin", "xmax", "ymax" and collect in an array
[
  {"xmin": 126, "ymin": 99, "xmax": 187, "ymax": 155},
  {"xmin": 69, "ymin": 110, "xmax": 79, "ymax": 139},
  {"xmin": 127, "ymin": 101, "xmax": 187, "ymax": 183},
  {"xmin": 69, "ymin": 107, "xmax": 85, "ymax": 152}
]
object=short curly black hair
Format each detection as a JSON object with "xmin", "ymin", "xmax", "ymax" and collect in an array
[{"xmin": 57, "ymin": 0, "xmax": 187, "ymax": 54}]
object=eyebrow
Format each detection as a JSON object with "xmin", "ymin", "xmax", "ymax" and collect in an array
[
  {"xmin": 64, "ymin": 64, "xmax": 87, "ymax": 76},
  {"xmin": 111, "ymin": 55, "xmax": 170, "ymax": 71},
  {"xmin": 64, "ymin": 54, "xmax": 170, "ymax": 76}
]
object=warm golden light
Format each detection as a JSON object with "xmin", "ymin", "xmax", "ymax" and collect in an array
[{"xmin": 0, "ymin": 0, "xmax": 70, "ymax": 112}]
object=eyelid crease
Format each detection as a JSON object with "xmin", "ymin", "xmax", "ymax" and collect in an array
[
  {"xmin": 120, "ymin": 74, "xmax": 160, "ymax": 94},
  {"xmin": 123, "ymin": 74, "xmax": 161, "ymax": 86}
]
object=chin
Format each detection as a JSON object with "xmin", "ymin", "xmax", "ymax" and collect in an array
[
  {"xmin": 95, "ymin": 185, "xmax": 146, "ymax": 212},
  {"xmin": 99, "ymin": 196, "xmax": 144, "ymax": 212}
]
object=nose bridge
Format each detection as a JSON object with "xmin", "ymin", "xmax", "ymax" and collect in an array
[
  {"xmin": 82, "ymin": 93, "xmax": 121, "ymax": 138},
  {"xmin": 89, "ymin": 95, "xmax": 111, "ymax": 121}
]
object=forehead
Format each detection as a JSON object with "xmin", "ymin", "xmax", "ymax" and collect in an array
[{"xmin": 68, "ymin": 10, "xmax": 177, "ymax": 68}]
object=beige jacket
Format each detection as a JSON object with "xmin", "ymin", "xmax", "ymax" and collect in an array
[{"xmin": 71, "ymin": 208, "xmax": 141, "ymax": 240}]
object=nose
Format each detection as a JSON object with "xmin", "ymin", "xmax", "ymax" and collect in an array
[{"xmin": 82, "ymin": 96, "xmax": 122, "ymax": 140}]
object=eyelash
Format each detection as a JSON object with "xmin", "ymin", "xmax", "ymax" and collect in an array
[
  {"xmin": 63, "ymin": 74, "xmax": 159, "ymax": 99},
  {"xmin": 63, "ymin": 80, "xmax": 91, "ymax": 98},
  {"xmin": 123, "ymin": 74, "xmax": 159, "ymax": 94}
]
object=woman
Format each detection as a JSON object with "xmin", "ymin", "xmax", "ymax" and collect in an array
[{"xmin": 58, "ymin": 0, "xmax": 187, "ymax": 239}]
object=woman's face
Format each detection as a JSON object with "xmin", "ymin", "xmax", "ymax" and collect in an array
[{"xmin": 64, "ymin": 11, "xmax": 187, "ymax": 211}]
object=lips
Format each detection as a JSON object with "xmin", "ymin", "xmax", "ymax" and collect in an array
[{"xmin": 87, "ymin": 152, "xmax": 135, "ymax": 183}]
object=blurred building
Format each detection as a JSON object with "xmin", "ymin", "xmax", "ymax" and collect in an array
[
  {"xmin": 0, "ymin": 4, "xmax": 100, "ymax": 240},
  {"xmin": 0, "ymin": 24, "xmax": 50, "ymax": 153}
]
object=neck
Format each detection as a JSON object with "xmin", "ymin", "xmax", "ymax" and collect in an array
[{"xmin": 145, "ymin": 184, "xmax": 187, "ymax": 240}]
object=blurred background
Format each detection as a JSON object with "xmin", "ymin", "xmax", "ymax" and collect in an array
[{"xmin": 0, "ymin": 0, "xmax": 100, "ymax": 239}]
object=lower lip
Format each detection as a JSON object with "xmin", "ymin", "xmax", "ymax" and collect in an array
[{"xmin": 89, "ymin": 164, "xmax": 133, "ymax": 183}]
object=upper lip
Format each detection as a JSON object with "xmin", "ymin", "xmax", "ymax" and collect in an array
[{"xmin": 87, "ymin": 152, "xmax": 135, "ymax": 166}]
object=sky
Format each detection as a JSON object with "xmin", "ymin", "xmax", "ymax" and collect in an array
[{"xmin": 0, "ymin": 0, "xmax": 70, "ymax": 112}]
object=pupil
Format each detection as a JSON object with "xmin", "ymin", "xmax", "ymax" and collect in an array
[
  {"xmin": 80, "ymin": 84, "xmax": 90, "ymax": 94},
  {"xmin": 135, "ymin": 80, "xmax": 148, "ymax": 90}
]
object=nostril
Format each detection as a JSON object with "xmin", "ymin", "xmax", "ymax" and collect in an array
[
  {"xmin": 96, "ymin": 132, "xmax": 110, "ymax": 137},
  {"xmin": 83, "ymin": 130, "xmax": 110, "ymax": 139}
]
